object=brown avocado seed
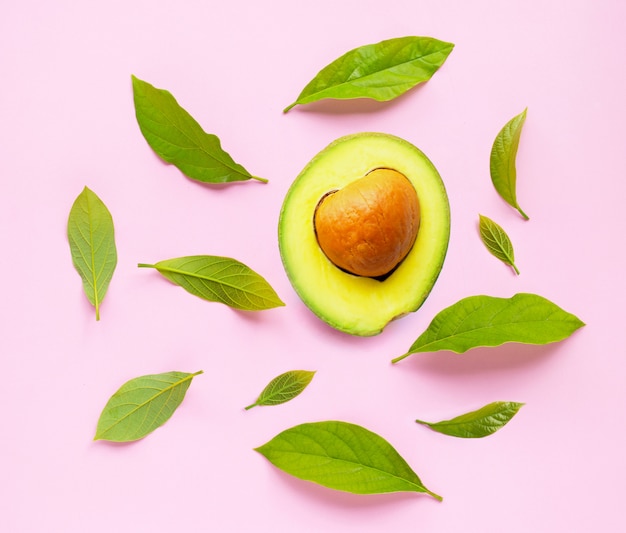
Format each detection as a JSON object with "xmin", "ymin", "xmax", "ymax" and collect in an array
[{"xmin": 313, "ymin": 168, "xmax": 421, "ymax": 278}]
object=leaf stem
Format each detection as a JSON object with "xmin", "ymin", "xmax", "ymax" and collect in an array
[
  {"xmin": 391, "ymin": 352, "xmax": 411, "ymax": 364},
  {"xmin": 251, "ymin": 175, "xmax": 269, "ymax": 184},
  {"xmin": 137, "ymin": 263, "xmax": 156, "ymax": 269},
  {"xmin": 244, "ymin": 402, "xmax": 258, "ymax": 411},
  {"xmin": 516, "ymin": 206, "xmax": 530, "ymax": 220},
  {"xmin": 283, "ymin": 102, "xmax": 297, "ymax": 113},
  {"xmin": 511, "ymin": 263, "xmax": 520, "ymax": 275},
  {"xmin": 426, "ymin": 489, "xmax": 443, "ymax": 502}
]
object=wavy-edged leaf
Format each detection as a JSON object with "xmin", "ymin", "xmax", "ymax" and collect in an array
[
  {"xmin": 245, "ymin": 370, "xmax": 315, "ymax": 410},
  {"xmin": 254, "ymin": 420, "xmax": 441, "ymax": 500},
  {"xmin": 284, "ymin": 36, "xmax": 454, "ymax": 112},
  {"xmin": 490, "ymin": 108, "xmax": 529, "ymax": 219},
  {"xmin": 392, "ymin": 293, "xmax": 584, "ymax": 362},
  {"xmin": 95, "ymin": 370, "xmax": 203, "ymax": 442},
  {"xmin": 416, "ymin": 401, "xmax": 524, "ymax": 438},
  {"xmin": 138, "ymin": 255, "xmax": 284, "ymax": 311},
  {"xmin": 67, "ymin": 186, "xmax": 117, "ymax": 320},
  {"xmin": 479, "ymin": 214, "xmax": 519, "ymax": 274},
  {"xmin": 132, "ymin": 75, "xmax": 266, "ymax": 184}
]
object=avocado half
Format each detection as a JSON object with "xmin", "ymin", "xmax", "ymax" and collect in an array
[{"xmin": 278, "ymin": 132, "xmax": 450, "ymax": 336}]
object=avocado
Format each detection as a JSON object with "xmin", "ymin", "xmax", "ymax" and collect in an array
[{"xmin": 278, "ymin": 132, "xmax": 450, "ymax": 336}]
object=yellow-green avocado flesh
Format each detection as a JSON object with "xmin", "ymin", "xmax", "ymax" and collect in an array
[{"xmin": 278, "ymin": 132, "xmax": 450, "ymax": 336}]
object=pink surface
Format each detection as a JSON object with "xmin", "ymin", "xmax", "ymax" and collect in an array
[{"xmin": 2, "ymin": 1, "xmax": 624, "ymax": 531}]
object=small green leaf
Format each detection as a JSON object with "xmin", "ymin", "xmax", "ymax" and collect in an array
[
  {"xmin": 490, "ymin": 108, "xmax": 529, "ymax": 219},
  {"xmin": 138, "ymin": 255, "xmax": 284, "ymax": 311},
  {"xmin": 132, "ymin": 75, "xmax": 266, "ymax": 184},
  {"xmin": 245, "ymin": 370, "xmax": 315, "ymax": 410},
  {"xmin": 416, "ymin": 401, "xmax": 525, "ymax": 438},
  {"xmin": 255, "ymin": 420, "xmax": 441, "ymax": 500},
  {"xmin": 392, "ymin": 293, "xmax": 585, "ymax": 362},
  {"xmin": 284, "ymin": 36, "xmax": 454, "ymax": 112},
  {"xmin": 67, "ymin": 186, "xmax": 117, "ymax": 320},
  {"xmin": 95, "ymin": 370, "xmax": 203, "ymax": 442},
  {"xmin": 479, "ymin": 214, "xmax": 520, "ymax": 274}
]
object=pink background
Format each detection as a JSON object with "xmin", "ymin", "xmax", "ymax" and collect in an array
[{"xmin": 2, "ymin": 1, "xmax": 624, "ymax": 531}]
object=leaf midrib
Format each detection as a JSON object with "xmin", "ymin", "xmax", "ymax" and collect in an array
[
  {"xmin": 271, "ymin": 448, "xmax": 429, "ymax": 493},
  {"xmin": 301, "ymin": 44, "xmax": 453, "ymax": 102},
  {"xmin": 414, "ymin": 316, "xmax": 574, "ymax": 352},
  {"xmin": 481, "ymin": 221, "xmax": 513, "ymax": 262},
  {"xmin": 425, "ymin": 416, "xmax": 501, "ymax": 429},
  {"xmin": 155, "ymin": 264, "xmax": 266, "ymax": 297},
  {"xmin": 85, "ymin": 192, "xmax": 100, "ymax": 319}
]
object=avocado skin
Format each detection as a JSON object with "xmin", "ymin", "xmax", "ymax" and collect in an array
[{"xmin": 278, "ymin": 132, "xmax": 450, "ymax": 336}]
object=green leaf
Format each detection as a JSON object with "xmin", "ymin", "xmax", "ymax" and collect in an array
[
  {"xmin": 67, "ymin": 186, "xmax": 117, "ymax": 320},
  {"xmin": 490, "ymin": 108, "xmax": 529, "ymax": 219},
  {"xmin": 245, "ymin": 370, "xmax": 315, "ymax": 410},
  {"xmin": 478, "ymin": 214, "xmax": 520, "ymax": 274},
  {"xmin": 392, "ymin": 293, "xmax": 585, "ymax": 362},
  {"xmin": 94, "ymin": 370, "xmax": 203, "ymax": 442},
  {"xmin": 416, "ymin": 401, "xmax": 525, "ymax": 438},
  {"xmin": 284, "ymin": 36, "xmax": 454, "ymax": 112},
  {"xmin": 131, "ymin": 75, "xmax": 266, "ymax": 184},
  {"xmin": 254, "ymin": 420, "xmax": 441, "ymax": 500},
  {"xmin": 138, "ymin": 255, "xmax": 285, "ymax": 311}
]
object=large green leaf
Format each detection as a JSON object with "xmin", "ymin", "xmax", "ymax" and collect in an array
[
  {"xmin": 132, "ymin": 75, "xmax": 266, "ymax": 184},
  {"xmin": 245, "ymin": 370, "xmax": 315, "ymax": 410},
  {"xmin": 255, "ymin": 420, "xmax": 442, "ymax": 500},
  {"xmin": 95, "ymin": 371, "xmax": 203, "ymax": 442},
  {"xmin": 284, "ymin": 36, "xmax": 454, "ymax": 112},
  {"xmin": 138, "ymin": 255, "xmax": 285, "ymax": 311},
  {"xmin": 392, "ymin": 293, "xmax": 584, "ymax": 362},
  {"xmin": 490, "ymin": 108, "xmax": 529, "ymax": 219},
  {"xmin": 67, "ymin": 186, "xmax": 117, "ymax": 320},
  {"xmin": 416, "ymin": 401, "xmax": 525, "ymax": 438}
]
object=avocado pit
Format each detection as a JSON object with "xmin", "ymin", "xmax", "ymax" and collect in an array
[{"xmin": 313, "ymin": 168, "xmax": 421, "ymax": 278}]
